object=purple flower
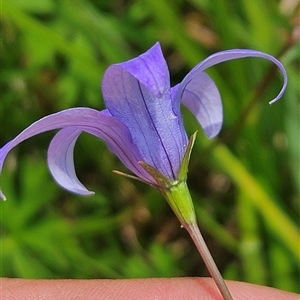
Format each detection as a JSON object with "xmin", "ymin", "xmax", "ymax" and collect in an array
[{"xmin": 0, "ymin": 43, "xmax": 287, "ymax": 200}]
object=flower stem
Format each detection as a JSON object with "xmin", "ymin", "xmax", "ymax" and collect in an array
[
  {"xmin": 184, "ymin": 222, "xmax": 233, "ymax": 300},
  {"xmin": 160, "ymin": 180, "xmax": 233, "ymax": 300},
  {"xmin": 140, "ymin": 133, "xmax": 233, "ymax": 299}
]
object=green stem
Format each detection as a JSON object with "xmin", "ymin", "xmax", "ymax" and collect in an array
[
  {"xmin": 140, "ymin": 135, "xmax": 233, "ymax": 299},
  {"xmin": 163, "ymin": 181, "xmax": 233, "ymax": 300}
]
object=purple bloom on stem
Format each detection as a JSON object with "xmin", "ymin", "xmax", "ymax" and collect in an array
[
  {"xmin": 0, "ymin": 43, "xmax": 287, "ymax": 200},
  {"xmin": 0, "ymin": 42, "xmax": 288, "ymax": 300}
]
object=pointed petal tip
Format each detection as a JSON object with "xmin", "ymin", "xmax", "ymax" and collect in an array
[
  {"xmin": 203, "ymin": 122, "xmax": 222, "ymax": 139},
  {"xmin": 0, "ymin": 190, "xmax": 7, "ymax": 201},
  {"xmin": 72, "ymin": 188, "xmax": 95, "ymax": 196},
  {"xmin": 268, "ymin": 86, "xmax": 287, "ymax": 105}
]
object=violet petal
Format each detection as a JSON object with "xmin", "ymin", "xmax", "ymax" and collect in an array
[
  {"xmin": 0, "ymin": 108, "xmax": 153, "ymax": 199},
  {"xmin": 173, "ymin": 73, "xmax": 222, "ymax": 138},
  {"xmin": 48, "ymin": 127, "xmax": 94, "ymax": 195},
  {"xmin": 175, "ymin": 49, "xmax": 287, "ymax": 137},
  {"xmin": 102, "ymin": 44, "xmax": 188, "ymax": 179}
]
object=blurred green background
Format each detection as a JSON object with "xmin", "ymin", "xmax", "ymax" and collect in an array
[{"xmin": 1, "ymin": 0, "xmax": 299, "ymax": 293}]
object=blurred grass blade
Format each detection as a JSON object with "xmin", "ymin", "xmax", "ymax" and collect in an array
[
  {"xmin": 238, "ymin": 191, "xmax": 267, "ymax": 284},
  {"xmin": 2, "ymin": 1, "xmax": 104, "ymax": 83},
  {"xmin": 211, "ymin": 143, "xmax": 299, "ymax": 259}
]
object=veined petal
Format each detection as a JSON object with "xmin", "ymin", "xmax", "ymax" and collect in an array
[
  {"xmin": 175, "ymin": 49, "xmax": 288, "ymax": 137},
  {"xmin": 102, "ymin": 44, "xmax": 188, "ymax": 179},
  {"xmin": 118, "ymin": 42, "xmax": 169, "ymax": 98},
  {"xmin": 0, "ymin": 108, "xmax": 153, "ymax": 200}
]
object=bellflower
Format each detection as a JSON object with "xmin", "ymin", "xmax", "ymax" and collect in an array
[
  {"xmin": 0, "ymin": 43, "xmax": 287, "ymax": 300},
  {"xmin": 0, "ymin": 43, "xmax": 287, "ymax": 201}
]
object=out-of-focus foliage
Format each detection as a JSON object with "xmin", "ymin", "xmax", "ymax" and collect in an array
[{"xmin": 1, "ymin": 0, "xmax": 299, "ymax": 293}]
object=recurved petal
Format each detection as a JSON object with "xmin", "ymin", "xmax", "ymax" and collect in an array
[
  {"xmin": 0, "ymin": 108, "xmax": 153, "ymax": 200},
  {"xmin": 174, "ymin": 73, "xmax": 222, "ymax": 138},
  {"xmin": 185, "ymin": 50, "xmax": 287, "ymax": 105},
  {"xmin": 174, "ymin": 49, "xmax": 288, "ymax": 138},
  {"xmin": 48, "ymin": 122, "xmax": 156, "ymax": 195},
  {"xmin": 0, "ymin": 108, "xmax": 102, "ymax": 172},
  {"xmin": 48, "ymin": 127, "xmax": 93, "ymax": 195}
]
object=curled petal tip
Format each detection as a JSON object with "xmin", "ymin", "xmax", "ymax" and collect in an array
[
  {"xmin": 183, "ymin": 49, "xmax": 288, "ymax": 107},
  {"xmin": 268, "ymin": 65, "xmax": 288, "ymax": 105}
]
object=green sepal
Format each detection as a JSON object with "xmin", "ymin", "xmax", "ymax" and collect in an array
[
  {"xmin": 138, "ymin": 161, "xmax": 173, "ymax": 190},
  {"xmin": 139, "ymin": 160, "xmax": 197, "ymax": 226},
  {"xmin": 112, "ymin": 169, "xmax": 151, "ymax": 185},
  {"xmin": 178, "ymin": 131, "xmax": 197, "ymax": 181}
]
